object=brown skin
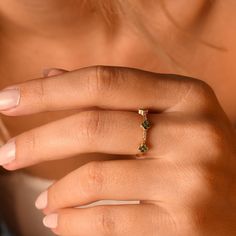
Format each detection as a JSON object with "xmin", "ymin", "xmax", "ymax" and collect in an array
[
  {"xmin": 0, "ymin": 0, "xmax": 235, "ymax": 181},
  {"xmin": 1, "ymin": 66, "xmax": 236, "ymax": 235},
  {"xmin": 0, "ymin": 1, "xmax": 235, "ymax": 235}
]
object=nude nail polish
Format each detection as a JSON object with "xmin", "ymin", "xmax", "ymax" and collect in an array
[
  {"xmin": 35, "ymin": 191, "xmax": 48, "ymax": 209},
  {"xmin": 43, "ymin": 68, "xmax": 67, "ymax": 77},
  {"xmin": 0, "ymin": 140, "xmax": 16, "ymax": 165},
  {"xmin": 43, "ymin": 214, "xmax": 58, "ymax": 229},
  {"xmin": 0, "ymin": 88, "xmax": 20, "ymax": 111}
]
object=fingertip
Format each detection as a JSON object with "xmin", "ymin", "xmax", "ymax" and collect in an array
[
  {"xmin": 43, "ymin": 68, "xmax": 68, "ymax": 77},
  {"xmin": 35, "ymin": 190, "xmax": 48, "ymax": 210},
  {"xmin": 43, "ymin": 213, "xmax": 58, "ymax": 229},
  {"xmin": 0, "ymin": 88, "xmax": 21, "ymax": 113},
  {"xmin": 0, "ymin": 139, "xmax": 16, "ymax": 166},
  {"xmin": 1, "ymin": 164, "xmax": 18, "ymax": 171}
]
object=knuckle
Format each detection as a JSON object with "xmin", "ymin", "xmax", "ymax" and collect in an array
[
  {"xmin": 59, "ymin": 212, "xmax": 73, "ymax": 235},
  {"xmin": 19, "ymin": 130, "xmax": 39, "ymax": 162},
  {"xmin": 88, "ymin": 66, "xmax": 124, "ymax": 100},
  {"xmin": 190, "ymin": 119, "xmax": 225, "ymax": 158},
  {"xmin": 184, "ymin": 168, "xmax": 217, "ymax": 203},
  {"xmin": 32, "ymin": 79, "xmax": 48, "ymax": 107},
  {"xmin": 189, "ymin": 80, "xmax": 218, "ymax": 110},
  {"xmin": 94, "ymin": 206, "xmax": 116, "ymax": 235},
  {"xmin": 192, "ymin": 80, "xmax": 215, "ymax": 99},
  {"xmin": 48, "ymin": 186, "xmax": 63, "ymax": 208},
  {"xmin": 201, "ymin": 122, "xmax": 225, "ymax": 156},
  {"xmin": 81, "ymin": 111, "xmax": 105, "ymax": 142},
  {"xmin": 180, "ymin": 165, "xmax": 230, "ymax": 208},
  {"xmin": 191, "ymin": 171, "xmax": 212, "ymax": 195},
  {"xmin": 81, "ymin": 161, "xmax": 104, "ymax": 198},
  {"xmin": 80, "ymin": 111, "xmax": 113, "ymax": 146},
  {"xmin": 25, "ymin": 130, "xmax": 37, "ymax": 153}
]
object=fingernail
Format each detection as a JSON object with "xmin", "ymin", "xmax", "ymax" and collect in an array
[
  {"xmin": 35, "ymin": 190, "xmax": 48, "ymax": 209},
  {"xmin": 0, "ymin": 140, "xmax": 16, "ymax": 165},
  {"xmin": 43, "ymin": 68, "xmax": 67, "ymax": 77},
  {"xmin": 43, "ymin": 214, "xmax": 58, "ymax": 229},
  {"xmin": 0, "ymin": 88, "xmax": 20, "ymax": 111}
]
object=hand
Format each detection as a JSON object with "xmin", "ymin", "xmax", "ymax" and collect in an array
[{"xmin": 0, "ymin": 66, "xmax": 235, "ymax": 236}]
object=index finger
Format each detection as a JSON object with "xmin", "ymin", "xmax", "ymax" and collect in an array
[{"xmin": 0, "ymin": 66, "xmax": 207, "ymax": 116}]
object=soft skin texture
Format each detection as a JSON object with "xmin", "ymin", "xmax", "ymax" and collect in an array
[
  {"xmin": 0, "ymin": 0, "xmax": 236, "ymax": 235},
  {"xmin": 0, "ymin": 66, "xmax": 235, "ymax": 235},
  {"xmin": 0, "ymin": 0, "xmax": 236, "ymax": 180}
]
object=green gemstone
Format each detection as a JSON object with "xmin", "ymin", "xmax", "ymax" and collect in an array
[
  {"xmin": 141, "ymin": 120, "xmax": 151, "ymax": 130},
  {"xmin": 138, "ymin": 144, "xmax": 149, "ymax": 153}
]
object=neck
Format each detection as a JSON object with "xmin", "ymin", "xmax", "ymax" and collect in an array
[{"xmin": 0, "ymin": 0, "xmax": 107, "ymax": 39}]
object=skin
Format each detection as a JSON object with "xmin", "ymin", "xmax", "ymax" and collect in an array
[
  {"xmin": 0, "ymin": 66, "xmax": 236, "ymax": 235},
  {"xmin": 0, "ymin": 0, "xmax": 236, "ymax": 179},
  {"xmin": 0, "ymin": 0, "xmax": 235, "ymax": 235}
]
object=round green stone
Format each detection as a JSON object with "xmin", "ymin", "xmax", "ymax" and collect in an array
[
  {"xmin": 138, "ymin": 144, "xmax": 149, "ymax": 153},
  {"xmin": 141, "ymin": 120, "xmax": 151, "ymax": 130}
]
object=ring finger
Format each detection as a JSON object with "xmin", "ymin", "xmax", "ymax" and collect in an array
[{"xmin": 0, "ymin": 109, "xmax": 203, "ymax": 170}]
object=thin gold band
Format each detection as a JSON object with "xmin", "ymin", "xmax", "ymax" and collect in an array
[{"xmin": 137, "ymin": 109, "xmax": 151, "ymax": 154}]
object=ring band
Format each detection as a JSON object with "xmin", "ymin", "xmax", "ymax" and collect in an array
[{"xmin": 137, "ymin": 109, "xmax": 151, "ymax": 155}]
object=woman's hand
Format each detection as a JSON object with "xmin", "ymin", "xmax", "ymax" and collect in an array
[{"xmin": 0, "ymin": 66, "xmax": 235, "ymax": 235}]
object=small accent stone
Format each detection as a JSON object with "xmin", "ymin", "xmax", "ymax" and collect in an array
[
  {"xmin": 138, "ymin": 109, "xmax": 148, "ymax": 116},
  {"xmin": 141, "ymin": 120, "xmax": 151, "ymax": 130},
  {"xmin": 138, "ymin": 144, "xmax": 148, "ymax": 153}
]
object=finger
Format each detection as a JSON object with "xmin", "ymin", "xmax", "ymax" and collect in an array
[
  {"xmin": 43, "ymin": 204, "xmax": 173, "ymax": 236},
  {"xmin": 0, "ymin": 110, "xmax": 145, "ymax": 169},
  {"xmin": 0, "ymin": 66, "xmax": 216, "ymax": 116},
  {"xmin": 35, "ymin": 160, "xmax": 156, "ymax": 211},
  {"xmin": 35, "ymin": 159, "xmax": 193, "ymax": 213},
  {"xmin": 0, "ymin": 110, "xmax": 212, "ymax": 170},
  {"xmin": 43, "ymin": 68, "xmax": 68, "ymax": 78}
]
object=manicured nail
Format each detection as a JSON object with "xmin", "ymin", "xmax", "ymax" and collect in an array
[
  {"xmin": 43, "ymin": 214, "xmax": 58, "ymax": 229},
  {"xmin": 0, "ymin": 88, "xmax": 20, "ymax": 111},
  {"xmin": 0, "ymin": 140, "xmax": 16, "ymax": 165},
  {"xmin": 43, "ymin": 68, "xmax": 67, "ymax": 77},
  {"xmin": 35, "ymin": 191, "xmax": 48, "ymax": 209}
]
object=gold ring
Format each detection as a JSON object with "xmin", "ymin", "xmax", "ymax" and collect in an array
[{"xmin": 137, "ymin": 109, "xmax": 151, "ymax": 155}]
